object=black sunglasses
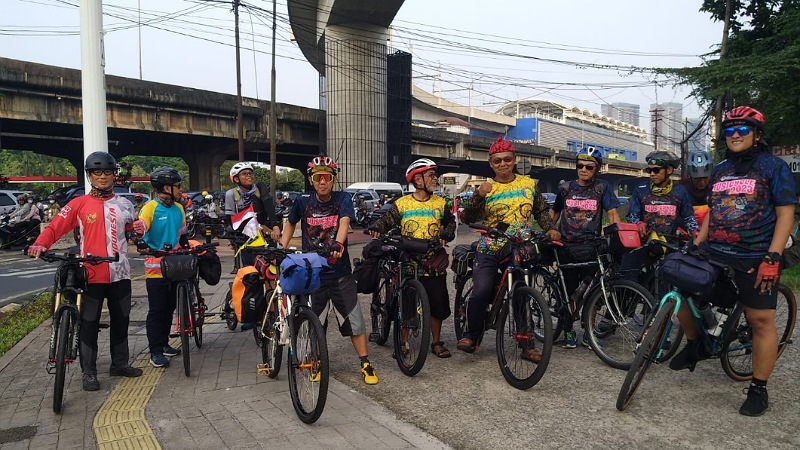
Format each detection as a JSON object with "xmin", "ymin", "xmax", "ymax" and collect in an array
[
  {"xmin": 576, "ymin": 163, "xmax": 596, "ymax": 171},
  {"xmin": 644, "ymin": 167, "xmax": 665, "ymax": 174}
]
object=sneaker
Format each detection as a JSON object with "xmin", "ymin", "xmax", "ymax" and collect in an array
[
  {"xmin": 162, "ymin": 345, "xmax": 181, "ymax": 357},
  {"xmin": 82, "ymin": 373, "xmax": 100, "ymax": 391},
  {"xmin": 109, "ymin": 365, "xmax": 144, "ymax": 377},
  {"xmin": 562, "ymin": 330, "xmax": 577, "ymax": 349},
  {"xmin": 240, "ymin": 323, "xmax": 254, "ymax": 332},
  {"xmin": 150, "ymin": 353, "xmax": 169, "ymax": 368},
  {"xmin": 360, "ymin": 362, "xmax": 378, "ymax": 385},
  {"xmin": 581, "ymin": 331, "xmax": 600, "ymax": 348},
  {"xmin": 739, "ymin": 385, "xmax": 769, "ymax": 416},
  {"xmin": 310, "ymin": 370, "xmax": 321, "ymax": 383},
  {"xmin": 668, "ymin": 340, "xmax": 708, "ymax": 371}
]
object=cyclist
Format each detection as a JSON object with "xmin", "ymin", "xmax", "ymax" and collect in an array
[
  {"xmin": 458, "ymin": 136, "xmax": 561, "ymax": 357},
  {"xmin": 44, "ymin": 195, "xmax": 61, "ymax": 222},
  {"xmin": 369, "ymin": 158, "xmax": 457, "ymax": 358},
  {"xmin": 280, "ymin": 155, "xmax": 378, "ymax": 385},
  {"xmin": 550, "ymin": 145, "xmax": 621, "ymax": 348},
  {"xmin": 224, "ymin": 162, "xmax": 282, "ymax": 263},
  {"xmin": 677, "ymin": 106, "xmax": 796, "ymax": 417},
  {"xmin": 678, "ymin": 149, "xmax": 713, "ymax": 227},
  {"xmin": 136, "ymin": 167, "xmax": 190, "ymax": 369},
  {"xmin": 622, "ymin": 150, "xmax": 698, "ymax": 281},
  {"xmin": 28, "ymin": 151, "xmax": 143, "ymax": 391}
]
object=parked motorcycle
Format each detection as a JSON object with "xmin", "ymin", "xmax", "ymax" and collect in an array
[
  {"xmin": 0, "ymin": 213, "xmax": 41, "ymax": 249},
  {"xmin": 187, "ymin": 207, "xmax": 225, "ymax": 243}
]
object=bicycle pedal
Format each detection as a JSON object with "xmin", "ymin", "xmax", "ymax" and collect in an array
[
  {"xmin": 256, "ymin": 363, "xmax": 271, "ymax": 376},
  {"xmin": 368, "ymin": 332, "xmax": 381, "ymax": 342}
]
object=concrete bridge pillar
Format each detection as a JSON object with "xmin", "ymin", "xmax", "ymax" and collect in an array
[
  {"xmin": 184, "ymin": 149, "xmax": 229, "ymax": 192},
  {"xmin": 324, "ymin": 26, "xmax": 388, "ymax": 186}
]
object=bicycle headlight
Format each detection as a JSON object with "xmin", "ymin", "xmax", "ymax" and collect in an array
[{"xmin": 518, "ymin": 228, "xmax": 532, "ymax": 241}]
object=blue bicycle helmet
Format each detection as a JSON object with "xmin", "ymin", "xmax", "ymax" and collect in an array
[
  {"xmin": 687, "ymin": 150, "xmax": 712, "ymax": 178},
  {"xmin": 577, "ymin": 145, "xmax": 603, "ymax": 166}
]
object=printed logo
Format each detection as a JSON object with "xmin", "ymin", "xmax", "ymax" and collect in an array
[
  {"xmin": 86, "ymin": 212, "xmax": 97, "ymax": 224},
  {"xmin": 712, "ymin": 179, "xmax": 756, "ymax": 195}
]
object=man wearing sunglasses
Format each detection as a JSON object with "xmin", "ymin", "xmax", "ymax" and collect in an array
[
  {"xmin": 457, "ymin": 136, "xmax": 560, "ymax": 356},
  {"xmin": 281, "ymin": 156, "xmax": 378, "ymax": 385},
  {"xmin": 674, "ymin": 106, "xmax": 796, "ymax": 417},
  {"xmin": 550, "ymin": 145, "xmax": 621, "ymax": 348}
]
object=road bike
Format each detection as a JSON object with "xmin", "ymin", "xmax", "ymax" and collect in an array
[
  {"xmin": 254, "ymin": 247, "xmax": 330, "ymax": 424},
  {"xmin": 150, "ymin": 242, "xmax": 219, "ymax": 377},
  {"xmin": 39, "ymin": 251, "xmax": 118, "ymax": 413},
  {"xmin": 452, "ymin": 223, "xmax": 553, "ymax": 390},
  {"xmin": 367, "ymin": 230, "xmax": 436, "ymax": 376},
  {"xmin": 617, "ymin": 242, "xmax": 797, "ymax": 411}
]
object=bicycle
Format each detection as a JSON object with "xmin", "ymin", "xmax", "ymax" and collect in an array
[
  {"xmin": 39, "ymin": 251, "xmax": 119, "ymax": 414},
  {"xmin": 616, "ymin": 242, "xmax": 797, "ymax": 411},
  {"xmin": 452, "ymin": 222, "xmax": 553, "ymax": 390},
  {"xmin": 527, "ymin": 234, "xmax": 656, "ymax": 370},
  {"xmin": 220, "ymin": 230, "xmax": 275, "ymax": 331},
  {"xmin": 254, "ymin": 247, "xmax": 331, "ymax": 424},
  {"xmin": 149, "ymin": 242, "xmax": 219, "ymax": 377},
  {"xmin": 367, "ymin": 230, "xmax": 436, "ymax": 377}
]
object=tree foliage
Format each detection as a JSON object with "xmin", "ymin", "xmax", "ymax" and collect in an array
[{"xmin": 660, "ymin": 0, "xmax": 800, "ymax": 144}]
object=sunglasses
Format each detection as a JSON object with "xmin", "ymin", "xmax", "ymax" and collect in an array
[
  {"xmin": 644, "ymin": 167, "xmax": 665, "ymax": 174},
  {"xmin": 311, "ymin": 173, "xmax": 333, "ymax": 183},
  {"xmin": 89, "ymin": 169, "xmax": 115, "ymax": 176},
  {"xmin": 724, "ymin": 126, "xmax": 752, "ymax": 137},
  {"xmin": 576, "ymin": 163, "xmax": 596, "ymax": 171},
  {"xmin": 490, "ymin": 156, "xmax": 515, "ymax": 164}
]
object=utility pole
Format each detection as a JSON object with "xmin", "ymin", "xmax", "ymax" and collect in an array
[
  {"xmin": 711, "ymin": 0, "xmax": 733, "ymax": 156},
  {"xmin": 80, "ymin": 0, "xmax": 109, "ymax": 175},
  {"xmin": 651, "ymin": 107, "xmax": 663, "ymax": 151},
  {"xmin": 137, "ymin": 0, "xmax": 142, "ymax": 80},
  {"xmin": 234, "ymin": 0, "xmax": 245, "ymax": 162},
  {"xmin": 269, "ymin": 0, "xmax": 277, "ymax": 199}
]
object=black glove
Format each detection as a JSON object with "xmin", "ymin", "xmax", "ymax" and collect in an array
[
  {"xmin": 135, "ymin": 239, "xmax": 150, "ymax": 252},
  {"xmin": 179, "ymin": 233, "xmax": 190, "ymax": 249}
]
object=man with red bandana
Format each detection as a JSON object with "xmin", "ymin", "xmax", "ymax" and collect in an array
[{"xmin": 673, "ymin": 106, "xmax": 796, "ymax": 417}]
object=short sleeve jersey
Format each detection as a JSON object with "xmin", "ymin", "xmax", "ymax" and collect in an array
[
  {"xmin": 626, "ymin": 182, "xmax": 698, "ymax": 235},
  {"xmin": 287, "ymin": 192, "xmax": 354, "ymax": 279},
  {"xmin": 138, "ymin": 200, "xmax": 187, "ymax": 278},
  {"xmin": 477, "ymin": 174, "xmax": 538, "ymax": 255},
  {"xmin": 393, "ymin": 194, "xmax": 448, "ymax": 240},
  {"xmin": 554, "ymin": 179, "xmax": 620, "ymax": 242}
]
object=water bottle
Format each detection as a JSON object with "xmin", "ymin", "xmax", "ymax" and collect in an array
[
  {"xmin": 569, "ymin": 276, "xmax": 592, "ymax": 313},
  {"xmin": 698, "ymin": 303, "xmax": 717, "ymax": 331},
  {"xmin": 709, "ymin": 309, "xmax": 729, "ymax": 337}
]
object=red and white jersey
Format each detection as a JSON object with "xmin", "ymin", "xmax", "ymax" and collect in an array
[{"xmin": 34, "ymin": 195, "xmax": 135, "ymax": 284}]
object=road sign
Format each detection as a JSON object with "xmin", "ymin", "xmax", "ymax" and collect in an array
[
  {"xmin": 442, "ymin": 176, "xmax": 456, "ymax": 185},
  {"xmin": 772, "ymin": 145, "xmax": 800, "ymax": 173}
]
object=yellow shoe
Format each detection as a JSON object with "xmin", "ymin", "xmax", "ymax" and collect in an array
[
  {"xmin": 360, "ymin": 362, "xmax": 378, "ymax": 385},
  {"xmin": 310, "ymin": 370, "xmax": 321, "ymax": 382}
]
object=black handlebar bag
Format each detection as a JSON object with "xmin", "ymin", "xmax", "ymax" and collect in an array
[{"xmin": 658, "ymin": 252, "xmax": 718, "ymax": 297}]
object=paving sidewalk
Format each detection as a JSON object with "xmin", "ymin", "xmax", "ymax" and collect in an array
[{"xmin": 0, "ymin": 242, "xmax": 450, "ymax": 450}]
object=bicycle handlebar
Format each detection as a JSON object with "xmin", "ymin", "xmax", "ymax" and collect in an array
[
  {"xmin": 649, "ymin": 239, "xmax": 735, "ymax": 277},
  {"xmin": 468, "ymin": 223, "xmax": 558, "ymax": 247},
  {"xmin": 147, "ymin": 242, "xmax": 219, "ymax": 258},
  {"xmin": 39, "ymin": 252, "xmax": 120, "ymax": 265}
]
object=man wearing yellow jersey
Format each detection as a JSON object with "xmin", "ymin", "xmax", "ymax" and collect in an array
[
  {"xmin": 458, "ymin": 136, "xmax": 561, "ymax": 357},
  {"xmin": 369, "ymin": 158, "xmax": 457, "ymax": 358}
]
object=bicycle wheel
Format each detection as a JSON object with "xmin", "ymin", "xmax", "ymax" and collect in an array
[
  {"xmin": 287, "ymin": 308, "xmax": 329, "ymax": 424},
  {"xmin": 393, "ymin": 279, "xmax": 431, "ymax": 376},
  {"xmin": 616, "ymin": 297, "xmax": 676, "ymax": 411},
  {"xmin": 496, "ymin": 286, "xmax": 552, "ymax": 390},
  {"xmin": 177, "ymin": 283, "xmax": 191, "ymax": 377},
  {"xmin": 53, "ymin": 310, "xmax": 72, "ymax": 414},
  {"xmin": 639, "ymin": 269, "xmax": 683, "ymax": 363},
  {"xmin": 193, "ymin": 290, "xmax": 204, "ymax": 348},
  {"xmin": 584, "ymin": 279, "xmax": 656, "ymax": 370},
  {"xmin": 369, "ymin": 272, "xmax": 392, "ymax": 345},
  {"xmin": 260, "ymin": 310, "xmax": 283, "ymax": 379},
  {"xmin": 529, "ymin": 268, "xmax": 562, "ymax": 342},
  {"xmin": 453, "ymin": 273, "xmax": 473, "ymax": 340},
  {"xmin": 720, "ymin": 283, "xmax": 797, "ymax": 381},
  {"xmin": 223, "ymin": 288, "xmax": 238, "ymax": 331}
]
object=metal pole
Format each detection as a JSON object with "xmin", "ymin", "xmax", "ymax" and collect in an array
[
  {"xmin": 137, "ymin": 0, "xmax": 142, "ymax": 80},
  {"xmin": 269, "ymin": 0, "xmax": 277, "ymax": 198},
  {"xmin": 234, "ymin": 0, "xmax": 245, "ymax": 162},
  {"xmin": 80, "ymin": 0, "xmax": 109, "ymax": 179}
]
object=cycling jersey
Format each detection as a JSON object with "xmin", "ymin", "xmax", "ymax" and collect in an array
[
  {"xmin": 379, "ymin": 194, "xmax": 454, "ymax": 240},
  {"xmin": 627, "ymin": 182, "xmax": 698, "ymax": 235},
  {"xmin": 138, "ymin": 199, "xmax": 186, "ymax": 278},
  {"xmin": 554, "ymin": 179, "xmax": 620, "ymax": 242}
]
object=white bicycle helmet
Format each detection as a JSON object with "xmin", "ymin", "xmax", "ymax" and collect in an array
[
  {"xmin": 229, "ymin": 162, "xmax": 254, "ymax": 182},
  {"xmin": 405, "ymin": 158, "xmax": 438, "ymax": 182}
]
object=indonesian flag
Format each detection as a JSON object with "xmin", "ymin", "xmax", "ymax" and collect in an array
[{"xmin": 231, "ymin": 205, "xmax": 259, "ymax": 239}]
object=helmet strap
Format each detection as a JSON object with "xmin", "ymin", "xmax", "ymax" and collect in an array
[{"xmin": 86, "ymin": 172, "xmax": 114, "ymax": 198}]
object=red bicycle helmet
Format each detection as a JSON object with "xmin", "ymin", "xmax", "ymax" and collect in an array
[
  {"xmin": 307, "ymin": 155, "xmax": 338, "ymax": 175},
  {"xmin": 722, "ymin": 106, "xmax": 765, "ymax": 130}
]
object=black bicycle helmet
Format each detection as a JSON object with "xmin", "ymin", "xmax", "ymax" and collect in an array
[
  {"xmin": 84, "ymin": 151, "xmax": 118, "ymax": 172},
  {"xmin": 150, "ymin": 167, "xmax": 182, "ymax": 189},
  {"xmin": 645, "ymin": 150, "xmax": 681, "ymax": 169}
]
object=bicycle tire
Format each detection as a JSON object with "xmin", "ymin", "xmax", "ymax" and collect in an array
[
  {"xmin": 496, "ymin": 286, "xmax": 553, "ymax": 390},
  {"xmin": 193, "ymin": 288, "xmax": 204, "ymax": 348},
  {"xmin": 584, "ymin": 279, "xmax": 656, "ymax": 370},
  {"xmin": 638, "ymin": 269, "xmax": 683, "ymax": 363},
  {"xmin": 369, "ymin": 272, "xmax": 392, "ymax": 346},
  {"xmin": 720, "ymin": 283, "xmax": 797, "ymax": 381},
  {"xmin": 177, "ymin": 282, "xmax": 191, "ymax": 377},
  {"xmin": 453, "ymin": 274, "xmax": 473, "ymax": 341},
  {"xmin": 53, "ymin": 310, "xmax": 72, "ymax": 414},
  {"xmin": 616, "ymin": 297, "xmax": 676, "ymax": 411},
  {"xmin": 393, "ymin": 279, "xmax": 431, "ymax": 376},
  {"xmin": 260, "ymin": 309, "xmax": 283, "ymax": 379},
  {"xmin": 223, "ymin": 289, "xmax": 238, "ymax": 331},
  {"xmin": 529, "ymin": 268, "xmax": 562, "ymax": 342},
  {"xmin": 287, "ymin": 307, "xmax": 329, "ymax": 424}
]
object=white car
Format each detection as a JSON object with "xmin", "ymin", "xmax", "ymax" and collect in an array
[{"xmin": 0, "ymin": 190, "xmax": 30, "ymax": 215}]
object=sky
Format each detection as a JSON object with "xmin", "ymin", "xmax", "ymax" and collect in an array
[{"xmin": 1, "ymin": 0, "xmax": 725, "ymax": 125}]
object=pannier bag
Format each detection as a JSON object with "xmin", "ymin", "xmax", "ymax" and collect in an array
[
  {"xmin": 197, "ymin": 251, "xmax": 222, "ymax": 285},
  {"xmin": 231, "ymin": 266, "xmax": 266, "ymax": 323},
  {"xmin": 604, "ymin": 223, "xmax": 641, "ymax": 255},
  {"xmin": 400, "ymin": 236, "xmax": 430, "ymax": 255},
  {"xmin": 419, "ymin": 247, "xmax": 450, "ymax": 275},
  {"xmin": 160, "ymin": 254, "xmax": 198, "ymax": 281},
  {"xmin": 353, "ymin": 258, "xmax": 379, "ymax": 294},
  {"xmin": 450, "ymin": 244, "xmax": 475, "ymax": 275},
  {"xmin": 560, "ymin": 242, "xmax": 597, "ymax": 263},
  {"xmin": 658, "ymin": 252, "xmax": 718, "ymax": 297},
  {"xmin": 279, "ymin": 252, "xmax": 328, "ymax": 295}
]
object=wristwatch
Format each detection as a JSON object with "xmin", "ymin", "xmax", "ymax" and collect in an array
[{"xmin": 764, "ymin": 252, "xmax": 782, "ymax": 265}]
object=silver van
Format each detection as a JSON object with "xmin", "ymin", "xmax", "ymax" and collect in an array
[{"xmin": 345, "ymin": 182, "xmax": 404, "ymax": 201}]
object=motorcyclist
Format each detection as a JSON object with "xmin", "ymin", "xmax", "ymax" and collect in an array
[
  {"xmin": 133, "ymin": 192, "xmax": 146, "ymax": 214},
  {"xmin": 44, "ymin": 195, "xmax": 61, "ymax": 222},
  {"xmin": 203, "ymin": 193, "xmax": 218, "ymax": 218},
  {"xmin": 10, "ymin": 194, "xmax": 41, "ymax": 238}
]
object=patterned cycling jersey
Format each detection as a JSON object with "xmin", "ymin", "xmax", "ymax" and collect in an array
[
  {"xmin": 287, "ymin": 191, "xmax": 354, "ymax": 279},
  {"xmin": 393, "ymin": 194, "xmax": 448, "ymax": 239},
  {"xmin": 34, "ymin": 195, "xmax": 136, "ymax": 284},
  {"xmin": 626, "ymin": 182, "xmax": 698, "ymax": 235},
  {"xmin": 555, "ymin": 179, "xmax": 620, "ymax": 242},
  {"xmin": 474, "ymin": 175, "xmax": 538, "ymax": 254},
  {"xmin": 707, "ymin": 152, "xmax": 796, "ymax": 258}
]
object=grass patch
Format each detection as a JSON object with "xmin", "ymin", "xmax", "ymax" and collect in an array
[
  {"xmin": 781, "ymin": 265, "xmax": 800, "ymax": 292},
  {"xmin": 0, "ymin": 293, "xmax": 52, "ymax": 358}
]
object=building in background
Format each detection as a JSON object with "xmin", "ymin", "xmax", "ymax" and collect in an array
[
  {"xmin": 650, "ymin": 102, "xmax": 683, "ymax": 153},
  {"xmin": 686, "ymin": 117, "xmax": 708, "ymax": 154},
  {"xmin": 601, "ymin": 102, "xmax": 641, "ymax": 127}
]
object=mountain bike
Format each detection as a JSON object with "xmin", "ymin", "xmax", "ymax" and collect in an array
[
  {"xmin": 39, "ymin": 251, "xmax": 119, "ymax": 414},
  {"xmin": 221, "ymin": 230, "xmax": 278, "ymax": 331},
  {"xmin": 254, "ymin": 247, "xmax": 331, "ymax": 424},
  {"xmin": 452, "ymin": 223, "xmax": 553, "ymax": 390},
  {"xmin": 617, "ymin": 242, "xmax": 797, "ymax": 411},
  {"xmin": 367, "ymin": 230, "xmax": 436, "ymax": 377},
  {"xmin": 150, "ymin": 242, "xmax": 219, "ymax": 377}
]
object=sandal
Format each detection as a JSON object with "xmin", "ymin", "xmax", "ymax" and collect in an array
[
  {"xmin": 521, "ymin": 347, "xmax": 542, "ymax": 363},
  {"xmin": 392, "ymin": 342, "xmax": 410, "ymax": 359},
  {"xmin": 431, "ymin": 341, "xmax": 452, "ymax": 358},
  {"xmin": 456, "ymin": 337, "xmax": 477, "ymax": 354}
]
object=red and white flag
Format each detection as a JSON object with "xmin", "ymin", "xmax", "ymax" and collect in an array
[{"xmin": 231, "ymin": 205, "xmax": 259, "ymax": 239}]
